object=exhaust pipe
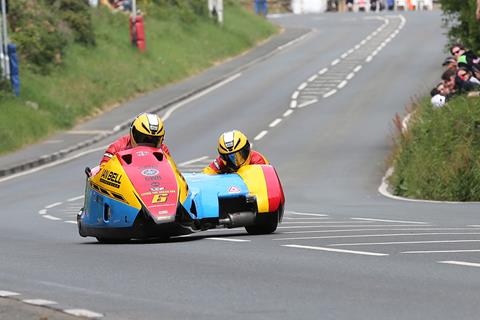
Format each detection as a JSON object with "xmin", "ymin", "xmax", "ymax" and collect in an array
[{"xmin": 219, "ymin": 212, "xmax": 256, "ymax": 228}]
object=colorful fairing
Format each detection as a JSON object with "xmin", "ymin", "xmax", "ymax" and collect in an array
[{"xmin": 78, "ymin": 147, "xmax": 285, "ymax": 242}]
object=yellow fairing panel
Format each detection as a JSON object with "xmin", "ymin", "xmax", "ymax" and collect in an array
[
  {"xmin": 237, "ymin": 165, "xmax": 269, "ymax": 213},
  {"xmin": 91, "ymin": 157, "xmax": 142, "ymax": 209},
  {"xmin": 165, "ymin": 154, "xmax": 189, "ymax": 204}
]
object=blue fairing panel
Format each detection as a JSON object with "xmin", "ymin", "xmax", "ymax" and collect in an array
[
  {"xmin": 183, "ymin": 173, "xmax": 248, "ymax": 219},
  {"xmin": 82, "ymin": 187, "xmax": 140, "ymax": 228}
]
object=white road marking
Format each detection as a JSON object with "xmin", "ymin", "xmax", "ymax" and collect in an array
[
  {"xmin": 43, "ymin": 215, "xmax": 62, "ymax": 221},
  {"xmin": 67, "ymin": 195, "xmax": 84, "ymax": 202},
  {"xmin": 332, "ymin": 240, "xmax": 480, "ymax": 247},
  {"xmin": 290, "ymin": 100, "xmax": 297, "ymax": 108},
  {"xmin": 308, "ymin": 74, "xmax": 318, "ymax": 82},
  {"xmin": 337, "ymin": 80, "xmax": 347, "ymax": 89},
  {"xmin": 277, "ymin": 33, "xmax": 310, "ymax": 51},
  {"xmin": 280, "ymin": 227, "xmax": 470, "ymax": 234},
  {"xmin": 287, "ymin": 212, "xmax": 328, "ymax": 217},
  {"xmin": 298, "ymin": 99, "xmax": 318, "ymax": 108},
  {"xmin": 323, "ymin": 90, "xmax": 337, "ymax": 98},
  {"xmin": 341, "ymin": 53, "xmax": 348, "ymax": 59},
  {"xmin": 404, "ymin": 249, "xmax": 480, "ymax": 254},
  {"xmin": 64, "ymin": 221, "xmax": 78, "ymax": 224},
  {"xmin": 318, "ymin": 68, "xmax": 328, "ymax": 75},
  {"xmin": 178, "ymin": 156, "xmax": 209, "ymax": 166},
  {"xmin": 23, "ymin": 299, "xmax": 57, "ymax": 306},
  {"xmin": 351, "ymin": 218, "xmax": 427, "ymax": 225},
  {"xmin": 470, "ymin": 225, "xmax": 480, "ymax": 227},
  {"xmin": 292, "ymin": 91, "xmax": 299, "ymax": 99},
  {"xmin": 274, "ymin": 232, "xmax": 480, "ymax": 241},
  {"xmin": 162, "ymin": 73, "xmax": 242, "ymax": 121},
  {"xmin": 346, "ymin": 73, "xmax": 355, "ymax": 80},
  {"xmin": 278, "ymin": 224, "xmax": 432, "ymax": 229},
  {"xmin": 366, "ymin": 56, "xmax": 373, "ymax": 62},
  {"xmin": 331, "ymin": 59, "xmax": 340, "ymax": 66},
  {"xmin": 283, "ymin": 244, "xmax": 388, "ymax": 256},
  {"xmin": 298, "ymin": 82, "xmax": 307, "ymax": 90},
  {"xmin": 67, "ymin": 130, "xmax": 112, "ymax": 135},
  {"xmin": 438, "ymin": 261, "xmax": 480, "ymax": 268},
  {"xmin": 207, "ymin": 237, "xmax": 250, "ymax": 242},
  {"xmin": 254, "ymin": 130, "xmax": 268, "ymax": 141},
  {"xmin": 38, "ymin": 209, "xmax": 47, "ymax": 215},
  {"xmin": 283, "ymin": 217, "xmax": 330, "ymax": 220},
  {"xmin": 283, "ymin": 109, "xmax": 293, "ymax": 117},
  {"xmin": 354, "ymin": 65, "xmax": 362, "ymax": 72},
  {"xmin": 354, "ymin": 44, "xmax": 361, "ymax": 50},
  {"xmin": 0, "ymin": 291, "xmax": 20, "ymax": 297},
  {"xmin": 269, "ymin": 118, "xmax": 282, "ymax": 128},
  {"xmin": 45, "ymin": 202, "xmax": 62, "ymax": 209},
  {"xmin": 64, "ymin": 309, "xmax": 104, "ymax": 318},
  {"xmin": 348, "ymin": 48, "xmax": 354, "ymax": 54}
]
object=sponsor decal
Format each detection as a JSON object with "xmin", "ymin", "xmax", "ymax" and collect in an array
[
  {"xmin": 151, "ymin": 187, "xmax": 165, "ymax": 192},
  {"xmin": 145, "ymin": 175, "xmax": 162, "ymax": 181},
  {"xmin": 141, "ymin": 169, "xmax": 159, "ymax": 177},
  {"xmin": 151, "ymin": 182, "xmax": 160, "ymax": 187},
  {"xmin": 136, "ymin": 151, "xmax": 150, "ymax": 157},
  {"xmin": 152, "ymin": 193, "xmax": 169, "ymax": 204},
  {"xmin": 228, "ymin": 186, "xmax": 241, "ymax": 193},
  {"xmin": 99, "ymin": 169, "xmax": 122, "ymax": 188},
  {"xmin": 141, "ymin": 190, "xmax": 175, "ymax": 197},
  {"xmin": 157, "ymin": 210, "xmax": 169, "ymax": 215}
]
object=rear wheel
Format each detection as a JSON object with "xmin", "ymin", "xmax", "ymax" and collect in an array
[
  {"xmin": 96, "ymin": 237, "xmax": 130, "ymax": 244},
  {"xmin": 245, "ymin": 211, "xmax": 279, "ymax": 235}
]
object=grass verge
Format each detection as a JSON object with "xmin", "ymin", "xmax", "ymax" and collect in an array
[
  {"xmin": 388, "ymin": 95, "xmax": 480, "ymax": 201},
  {"xmin": 0, "ymin": 3, "xmax": 277, "ymax": 154}
]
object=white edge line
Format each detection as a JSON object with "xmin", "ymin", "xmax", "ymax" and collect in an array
[
  {"xmin": 64, "ymin": 221, "xmax": 78, "ymax": 224},
  {"xmin": 269, "ymin": 118, "xmax": 282, "ymax": 128},
  {"xmin": 298, "ymin": 82, "xmax": 307, "ymax": 90},
  {"xmin": 438, "ymin": 261, "xmax": 480, "ymax": 268},
  {"xmin": 331, "ymin": 59, "xmax": 340, "ymax": 66},
  {"xmin": 290, "ymin": 100, "xmax": 297, "ymax": 108},
  {"xmin": 282, "ymin": 244, "xmax": 388, "ymax": 256},
  {"xmin": 178, "ymin": 156, "xmax": 209, "ymax": 166},
  {"xmin": 308, "ymin": 74, "xmax": 318, "ymax": 82},
  {"xmin": 292, "ymin": 91, "xmax": 299, "ymax": 99},
  {"xmin": 0, "ymin": 291, "xmax": 20, "ymax": 297},
  {"xmin": 346, "ymin": 73, "xmax": 355, "ymax": 80},
  {"xmin": 354, "ymin": 65, "xmax": 362, "ymax": 73},
  {"xmin": 43, "ymin": 215, "xmax": 62, "ymax": 221},
  {"xmin": 337, "ymin": 80, "xmax": 347, "ymax": 89},
  {"xmin": 64, "ymin": 309, "xmax": 104, "ymax": 318},
  {"xmin": 351, "ymin": 217, "xmax": 427, "ymax": 225},
  {"xmin": 318, "ymin": 68, "xmax": 328, "ymax": 75},
  {"xmin": 287, "ymin": 211, "xmax": 328, "ymax": 217},
  {"xmin": 23, "ymin": 299, "xmax": 57, "ymax": 306},
  {"xmin": 404, "ymin": 250, "xmax": 480, "ymax": 254},
  {"xmin": 254, "ymin": 130, "xmax": 268, "ymax": 141},
  {"xmin": 207, "ymin": 237, "xmax": 250, "ymax": 242},
  {"xmin": 45, "ymin": 202, "xmax": 62, "ymax": 209},
  {"xmin": 283, "ymin": 109, "xmax": 294, "ymax": 117},
  {"xmin": 277, "ymin": 33, "xmax": 310, "ymax": 51},
  {"xmin": 297, "ymin": 99, "xmax": 318, "ymax": 108},
  {"xmin": 67, "ymin": 195, "xmax": 84, "ymax": 202},
  {"xmin": 323, "ymin": 89, "xmax": 337, "ymax": 98}
]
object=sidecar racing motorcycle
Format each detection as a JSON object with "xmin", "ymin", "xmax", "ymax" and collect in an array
[{"xmin": 77, "ymin": 146, "xmax": 284, "ymax": 242}]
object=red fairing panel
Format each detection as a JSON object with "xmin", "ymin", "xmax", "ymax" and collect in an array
[{"xmin": 261, "ymin": 166, "xmax": 285, "ymax": 213}]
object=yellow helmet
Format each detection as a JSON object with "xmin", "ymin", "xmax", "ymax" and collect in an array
[
  {"xmin": 217, "ymin": 130, "xmax": 251, "ymax": 170},
  {"xmin": 130, "ymin": 113, "xmax": 165, "ymax": 148}
]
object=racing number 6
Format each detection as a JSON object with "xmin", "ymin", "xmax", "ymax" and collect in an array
[{"xmin": 152, "ymin": 193, "xmax": 169, "ymax": 204}]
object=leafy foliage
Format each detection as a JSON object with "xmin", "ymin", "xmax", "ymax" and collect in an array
[
  {"xmin": 9, "ymin": 0, "xmax": 95, "ymax": 74},
  {"xmin": 439, "ymin": 0, "xmax": 480, "ymax": 52}
]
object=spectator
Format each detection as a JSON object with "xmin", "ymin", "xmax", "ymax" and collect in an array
[
  {"xmin": 442, "ymin": 69, "xmax": 458, "ymax": 95},
  {"xmin": 346, "ymin": 0, "xmax": 354, "ymax": 11},
  {"xmin": 450, "ymin": 44, "xmax": 480, "ymax": 72},
  {"xmin": 442, "ymin": 57, "xmax": 457, "ymax": 71},
  {"xmin": 456, "ymin": 67, "xmax": 480, "ymax": 89}
]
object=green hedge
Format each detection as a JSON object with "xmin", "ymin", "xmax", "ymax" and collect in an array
[
  {"xmin": 440, "ymin": 0, "xmax": 480, "ymax": 51},
  {"xmin": 389, "ymin": 96, "xmax": 480, "ymax": 201}
]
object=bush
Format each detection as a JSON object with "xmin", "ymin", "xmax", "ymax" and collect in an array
[
  {"xmin": 439, "ymin": 0, "xmax": 480, "ymax": 52},
  {"xmin": 9, "ymin": 0, "xmax": 69, "ymax": 74}
]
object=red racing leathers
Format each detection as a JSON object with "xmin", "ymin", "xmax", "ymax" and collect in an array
[
  {"xmin": 203, "ymin": 150, "xmax": 269, "ymax": 174},
  {"xmin": 100, "ymin": 134, "xmax": 170, "ymax": 166}
]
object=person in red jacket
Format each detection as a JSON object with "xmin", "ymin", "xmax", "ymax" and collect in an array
[
  {"xmin": 203, "ymin": 130, "xmax": 268, "ymax": 174},
  {"xmin": 100, "ymin": 112, "xmax": 170, "ymax": 167}
]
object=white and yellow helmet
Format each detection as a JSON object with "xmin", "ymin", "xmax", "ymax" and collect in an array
[
  {"xmin": 130, "ymin": 113, "xmax": 165, "ymax": 148},
  {"xmin": 217, "ymin": 130, "xmax": 251, "ymax": 170}
]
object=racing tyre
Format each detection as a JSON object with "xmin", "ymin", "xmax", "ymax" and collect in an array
[
  {"xmin": 245, "ymin": 211, "xmax": 279, "ymax": 235},
  {"xmin": 96, "ymin": 237, "xmax": 130, "ymax": 244}
]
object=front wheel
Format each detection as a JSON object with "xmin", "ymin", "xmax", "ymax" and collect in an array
[{"xmin": 245, "ymin": 211, "xmax": 279, "ymax": 235}]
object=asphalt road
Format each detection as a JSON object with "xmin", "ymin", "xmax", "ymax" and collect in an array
[{"xmin": 2, "ymin": 11, "xmax": 480, "ymax": 320}]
